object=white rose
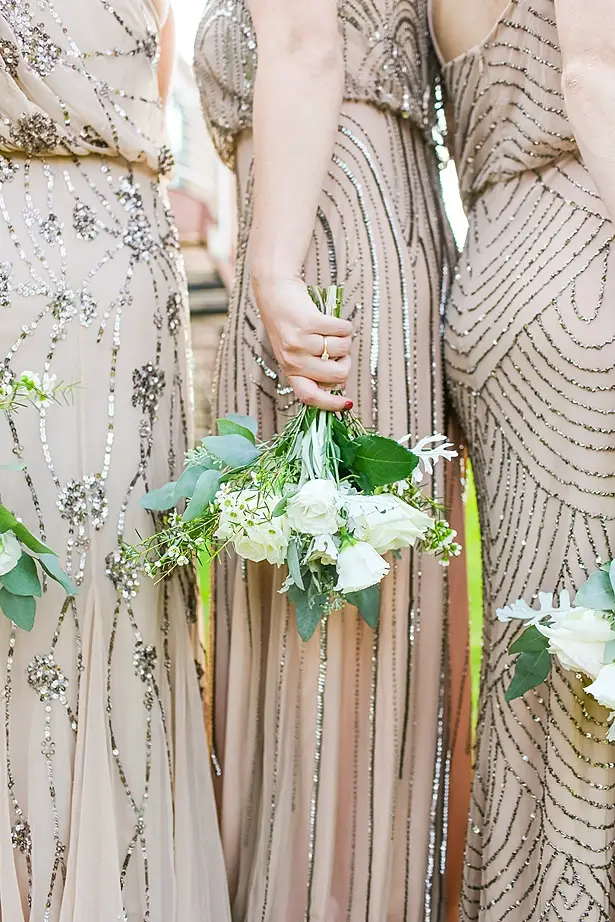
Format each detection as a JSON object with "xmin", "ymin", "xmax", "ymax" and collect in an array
[
  {"xmin": 537, "ymin": 608, "xmax": 615, "ymax": 680},
  {"xmin": 345, "ymin": 493, "xmax": 433, "ymax": 554},
  {"xmin": 306, "ymin": 534, "xmax": 339, "ymax": 566},
  {"xmin": 585, "ymin": 663, "xmax": 615, "ymax": 711},
  {"xmin": 335, "ymin": 541, "xmax": 390, "ymax": 594},
  {"xmin": 233, "ymin": 518, "xmax": 289, "ymax": 566},
  {"xmin": 286, "ymin": 479, "xmax": 342, "ymax": 536},
  {"xmin": 0, "ymin": 531, "xmax": 22, "ymax": 576}
]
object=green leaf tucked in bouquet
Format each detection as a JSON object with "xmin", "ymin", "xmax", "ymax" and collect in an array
[
  {"xmin": 346, "ymin": 584, "xmax": 381, "ymax": 629},
  {"xmin": 174, "ymin": 464, "xmax": 210, "ymax": 501},
  {"xmin": 289, "ymin": 583, "xmax": 326, "ymax": 643},
  {"xmin": 286, "ymin": 539, "xmax": 304, "ymax": 590},
  {"xmin": 12, "ymin": 522, "xmax": 53, "ymax": 556},
  {"xmin": 505, "ymin": 643, "xmax": 552, "ymax": 702},
  {"xmin": 352, "ymin": 435, "xmax": 419, "ymax": 489},
  {"xmin": 141, "ymin": 481, "xmax": 178, "ymax": 512},
  {"xmin": 575, "ymin": 569, "xmax": 615, "ymax": 612},
  {"xmin": 509, "ymin": 624, "xmax": 549, "ymax": 655},
  {"xmin": 202, "ymin": 434, "xmax": 259, "ymax": 469},
  {"xmin": 609, "ymin": 560, "xmax": 615, "ymax": 596},
  {"xmin": 0, "ymin": 506, "xmax": 18, "ymax": 533},
  {"xmin": 182, "ymin": 470, "xmax": 222, "ymax": 523},
  {"xmin": 217, "ymin": 416, "xmax": 257, "ymax": 445},
  {"xmin": 38, "ymin": 553, "xmax": 77, "ymax": 597},
  {"xmin": 0, "ymin": 587, "xmax": 36, "ymax": 631},
  {"xmin": 1, "ymin": 553, "xmax": 41, "ymax": 597}
]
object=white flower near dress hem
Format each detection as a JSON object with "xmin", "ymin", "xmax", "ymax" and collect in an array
[
  {"xmin": 0, "ymin": 531, "xmax": 22, "ymax": 576},
  {"xmin": 335, "ymin": 541, "xmax": 390, "ymax": 594},
  {"xmin": 345, "ymin": 493, "xmax": 432, "ymax": 554},
  {"xmin": 537, "ymin": 607, "xmax": 615, "ymax": 681},
  {"xmin": 233, "ymin": 518, "xmax": 289, "ymax": 566},
  {"xmin": 286, "ymin": 479, "xmax": 342, "ymax": 536},
  {"xmin": 306, "ymin": 534, "xmax": 339, "ymax": 566},
  {"xmin": 585, "ymin": 664, "xmax": 615, "ymax": 740}
]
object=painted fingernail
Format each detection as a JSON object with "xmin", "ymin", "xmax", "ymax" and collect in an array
[{"xmin": 344, "ymin": 400, "xmax": 354, "ymax": 410}]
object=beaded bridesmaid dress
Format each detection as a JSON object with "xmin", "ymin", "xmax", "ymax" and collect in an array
[
  {"xmin": 0, "ymin": 2, "xmax": 230, "ymax": 920},
  {"xmin": 438, "ymin": 0, "xmax": 615, "ymax": 919},
  {"xmin": 195, "ymin": 3, "xmax": 471, "ymax": 921}
]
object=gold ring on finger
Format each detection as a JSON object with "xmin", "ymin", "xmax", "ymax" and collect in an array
[{"xmin": 321, "ymin": 336, "xmax": 330, "ymax": 361}]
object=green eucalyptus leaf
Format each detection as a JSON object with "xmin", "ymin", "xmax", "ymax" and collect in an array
[
  {"xmin": 288, "ymin": 583, "xmax": 326, "ymax": 643},
  {"xmin": 0, "ymin": 588, "xmax": 36, "ymax": 631},
  {"xmin": 174, "ymin": 465, "xmax": 208, "ymax": 501},
  {"xmin": 182, "ymin": 470, "xmax": 222, "ymax": 523},
  {"xmin": 12, "ymin": 522, "xmax": 53, "ymax": 556},
  {"xmin": 201, "ymin": 434, "xmax": 259, "ymax": 469},
  {"xmin": 1, "ymin": 553, "xmax": 41, "ymax": 597},
  {"xmin": 141, "ymin": 481, "xmax": 178, "ymax": 512},
  {"xmin": 287, "ymin": 539, "xmax": 304, "ymax": 591},
  {"xmin": 351, "ymin": 435, "xmax": 419, "ymax": 488},
  {"xmin": 38, "ymin": 554, "xmax": 77, "ymax": 597},
  {"xmin": 221, "ymin": 414, "xmax": 258, "ymax": 437},
  {"xmin": 504, "ymin": 649, "xmax": 552, "ymax": 702},
  {"xmin": 0, "ymin": 505, "xmax": 18, "ymax": 533},
  {"xmin": 509, "ymin": 624, "xmax": 549, "ymax": 655},
  {"xmin": 345, "ymin": 584, "xmax": 381, "ymax": 629},
  {"xmin": 216, "ymin": 417, "xmax": 257, "ymax": 445},
  {"xmin": 331, "ymin": 417, "xmax": 357, "ymax": 469},
  {"xmin": 609, "ymin": 561, "xmax": 615, "ymax": 596},
  {"xmin": 575, "ymin": 569, "xmax": 615, "ymax": 612},
  {"xmin": 272, "ymin": 497, "xmax": 288, "ymax": 518}
]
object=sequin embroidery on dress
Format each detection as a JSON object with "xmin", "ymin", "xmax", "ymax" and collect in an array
[{"xmin": 0, "ymin": 2, "xmax": 230, "ymax": 920}]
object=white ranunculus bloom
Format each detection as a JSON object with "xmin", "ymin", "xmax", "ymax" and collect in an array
[
  {"xmin": 233, "ymin": 518, "xmax": 289, "ymax": 566},
  {"xmin": 335, "ymin": 541, "xmax": 390, "ymax": 594},
  {"xmin": 286, "ymin": 479, "xmax": 342, "ymax": 536},
  {"xmin": 0, "ymin": 530, "xmax": 22, "ymax": 576},
  {"xmin": 585, "ymin": 663, "xmax": 615, "ymax": 711},
  {"xmin": 345, "ymin": 493, "xmax": 432, "ymax": 554},
  {"xmin": 306, "ymin": 534, "xmax": 339, "ymax": 566},
  {"xmin": 537, "ymin": 607, "xmax": 615, "ymax": 681}
]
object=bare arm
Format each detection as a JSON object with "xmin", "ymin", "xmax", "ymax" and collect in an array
[
  {"xmin": 248, "ymin": 0, "xmax": 353, "ymax": 411},
  {"xmin": 157, "ymin": 4, "xmax": 175, "ymax": 105},
  {"xmin": 556, "ymin": 0, "xmax": 615, "ymax": 221}
]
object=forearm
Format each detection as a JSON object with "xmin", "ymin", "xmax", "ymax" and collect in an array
[
  {"xmin": 157, "ymin": 6, "xmax": 175, "ymax": 106},
  {"xmin": 556, "ymin": 0, "xmax": 615, "ymax": 221},
  {"xmin": 249, "ymin": 12, "xmax": 344, "ymax": 287}
]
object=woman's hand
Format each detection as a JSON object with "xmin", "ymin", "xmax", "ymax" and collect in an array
[{"xmin": 254, "ymin": 277, "xmax": 353, "ymax": 411}]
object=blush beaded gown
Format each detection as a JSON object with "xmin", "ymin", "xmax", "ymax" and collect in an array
[
  {"xmin": 195, "ymin": 2, "xmax": 471, "ymax": 921},
  {"xmin": 436, "ymin": 0, "xmax": 615, "ymax": 919},
  {"xmin": 0, "ymin": 2, "xmax": 230, "ymax": 920}
]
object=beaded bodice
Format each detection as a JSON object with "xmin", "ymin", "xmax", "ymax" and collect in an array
[
  {"xmin": 0, "ymin": 0, "xmax": 170, "ymax": 172},
  {"xmin": 194, "ymin": 0, "xmax": 436, "ymax": 169},
  {"xmin": 439, "ymin": 0, "xmax": 577, "ymax": 206}
]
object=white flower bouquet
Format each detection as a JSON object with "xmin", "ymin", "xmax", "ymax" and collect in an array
[
  {"xmin": 499, "ymin": 561, "xmax": 615, "ymax": 739},
  {"xmin": 0, "ymin": 371, "xmax": 77, "ymax": 629},
  {"xmin": 134, "ymin": 285, "xmax": 460, "ymax": 641}
]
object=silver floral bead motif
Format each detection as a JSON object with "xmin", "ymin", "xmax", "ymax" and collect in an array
[
  {"xmin": 138, "ymin": 29, "xmax": 159, "ymax": 64},
  {"xmin": 24, "ymin": 22, "xmax": 60, "ymax": 77},
  {"xmin": 27, "ymin": 654, "xmax": 69, "ymax": 702},
  {"xmin": 123, "ymin": 212, "xmax": 154, "ymax": 260},
  {"xmin": 132, "ymin": 363, "xmax": 165, "ymax": 415},
  {"xmin": 79, "ymin": 290, "xmax": 97, "ymax": 327},
  {"xmin": 116, "ymin": 176, "xmax": 142, "ymax": 212},
  {"xmin": 133, "ymin": 641, "xmax": 157, "ymax": 683},
  {"xmin": 0, "ymin": 263, "xmax": 12, "ymax": 309},
  {"xmin": 0, "ymin": 39, "xmax": 19, "ymax": 78},
  {"xmin": 10, "ymin": 113, "xmax": 59, "ymax": 154},
  {"xmin": 51, "ymin": 288, "xmax": 77, "ymax": 325},
  {"xmin": 39, "ymin": 213, "xmax": 63, "ymax": 245},
  {"xmin": 11, "ymin": 820, "xmax": 32, "ymax": 855},
  {"xmin": 73, "ymin": 202, "xmax": 99, "ymax": 241},
  {"xmin": 0, "ymin": 155, "xmax": 18, "ymax": 185},
  {"xmin": 166, "ymin": 292, "xmax": 181, "ymax": 333},
  {"xmin": 106, "ymin": 545, "xmax": 140, "ymax": 599},
  {"xmin": 57, "ymin": 474, "xmax": 108, "ymax": 530}
]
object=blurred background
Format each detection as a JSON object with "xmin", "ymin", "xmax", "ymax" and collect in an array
[{"xmin": 166, "ymin": 1, "xmax": 482, "ymax": 710}]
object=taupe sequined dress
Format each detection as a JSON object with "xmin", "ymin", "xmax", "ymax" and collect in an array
[
  {"xmin": 0, "ymin": 2, "xmax": 230, "ymax": 920},
  {"xmin": 194, "ymin": 3, "xmax": 470, "ymax": 921},
  {"xmin": 438, "ymin": 0, "xmax": 615, "ymax": 919}
]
